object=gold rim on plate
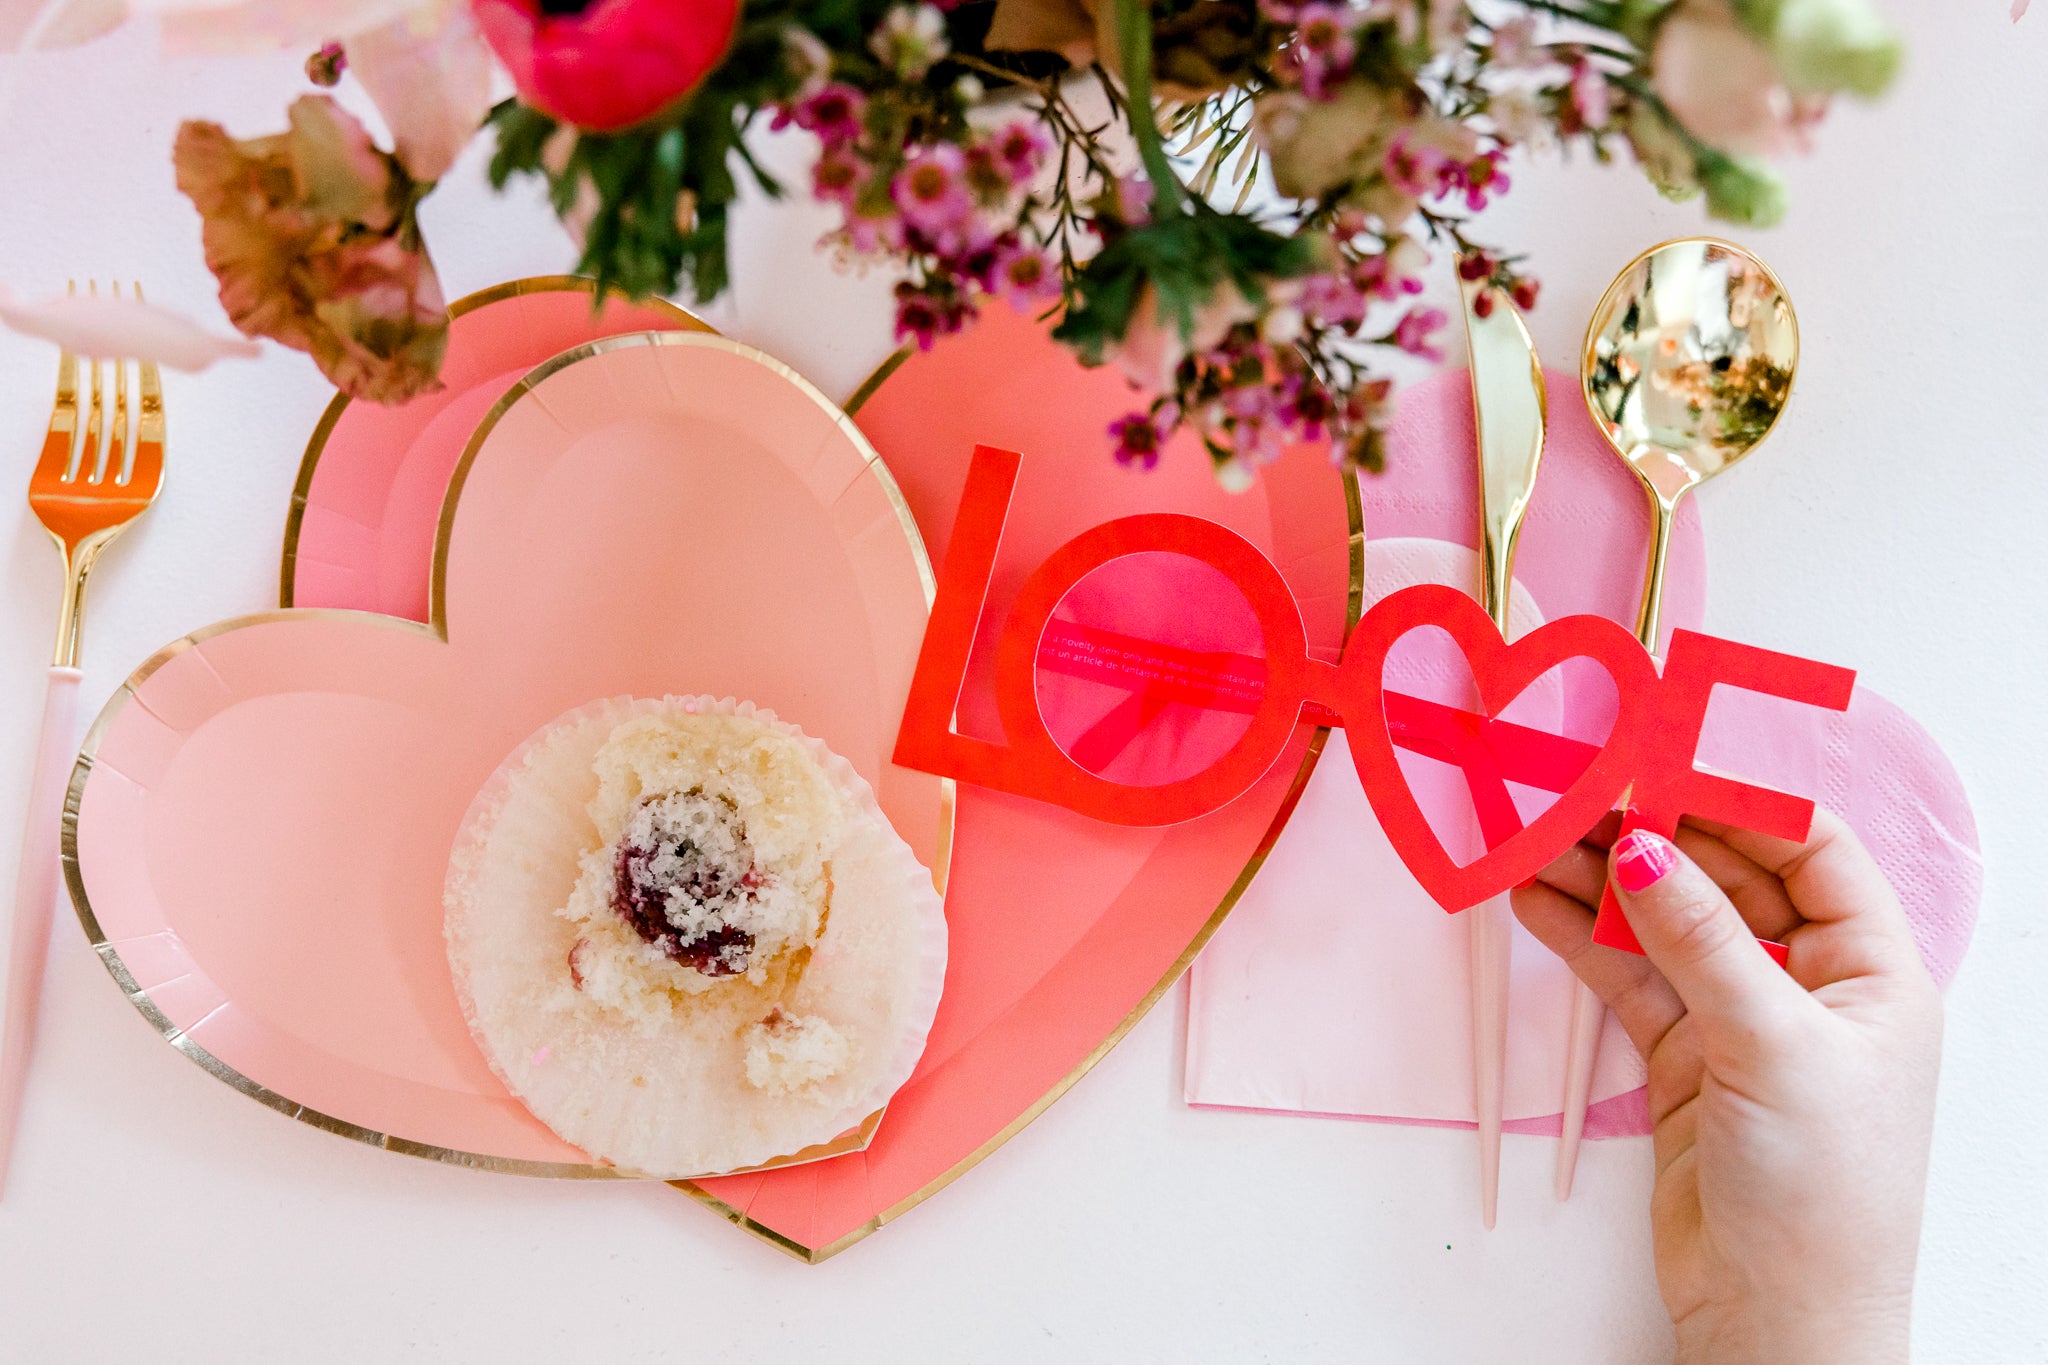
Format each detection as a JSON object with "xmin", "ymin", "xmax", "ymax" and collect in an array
[
  {"xmin": 66, "ymin": 315, "xmax": 947, "ymax": 1183},
  {"xmin": 682, "ymin": 404, "xmax": 1368, "ymax": 1263},
  {"xmin": 83, "ymin": 276, "xmax": 1365, "ymax": 1262},
  {"xmin": 280, "ymin": 275, "xmax": 717, "ymax": 610}
]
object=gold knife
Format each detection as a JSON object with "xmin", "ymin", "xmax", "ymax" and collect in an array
[{"xmin": 1459, "ymin": 263, "xmax": 1547, "ymax": 1229}]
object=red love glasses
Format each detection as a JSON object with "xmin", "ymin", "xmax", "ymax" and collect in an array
[{"xmin": 896, "ymin": 446, "xmax": 1855, "ymax": 954}]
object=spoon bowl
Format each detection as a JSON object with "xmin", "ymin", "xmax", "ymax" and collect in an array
[{"xmin": 1582, "ymin": 238, "xmax": 1799, "ymax": 643}]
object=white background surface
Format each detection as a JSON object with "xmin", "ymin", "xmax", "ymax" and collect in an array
[{"xmin": 1, "ymin": 7, "xmax": 2044, "ymax": 1361}]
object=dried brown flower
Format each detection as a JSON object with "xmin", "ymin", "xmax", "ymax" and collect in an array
[
  {"xmin": 173, "ymin": 95, "xmax": 448, "ymax": 405},
  {"xmin": 985, "ymin": 0, "xmax": 1266, "ymax": 101}
]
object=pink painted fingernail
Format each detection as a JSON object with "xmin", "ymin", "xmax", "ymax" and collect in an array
[{"xmin": 1612, "ymin": 831, "xmax": 1677, "ymax": 893}]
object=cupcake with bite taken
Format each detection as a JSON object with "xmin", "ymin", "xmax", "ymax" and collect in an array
[{"xmin": 444, "ymin": 696, "xmax": 946, "ymax": 1177}]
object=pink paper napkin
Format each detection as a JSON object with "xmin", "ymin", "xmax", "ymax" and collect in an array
[
  {"xmin": 1185, "ymin": 365, "xmax": 1700, "ymax": 1132},
  {"xmin": 1185, "ymin": 538, "xmax": 1652, "ymax": 1130},
  {"xmin": 1186, "ymin": 537, "xmax": 1982, "ymax": 1135},
  {"xmin": 1696, "ymin": 684, "xmax": 1980, "ymax": 990},
  {"xmin": 1183, "ymin": 368, "xmax": 1981, "ymax": 1138}
]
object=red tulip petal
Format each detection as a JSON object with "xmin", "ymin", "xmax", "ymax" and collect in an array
[{"xmin": 474, "ymin": 0, "xmax": 741, "ymax": 131}]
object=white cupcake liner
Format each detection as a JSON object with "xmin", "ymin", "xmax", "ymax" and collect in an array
[{"xmin": 444, "ymin": 694, "xmax": 948, "ymax": 1178}]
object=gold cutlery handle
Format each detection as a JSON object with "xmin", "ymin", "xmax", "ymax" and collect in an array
[
  {"xmin": 1635, "ymin": 494, "xmax": 1681, "ymax": 651},
  {"xmin": 48, "ymin": 532, "xmax": 116, "ymax": 670},
  {"xmin": 1481, "ymin": 517, "xmax": 1522, "ymax": 634}
]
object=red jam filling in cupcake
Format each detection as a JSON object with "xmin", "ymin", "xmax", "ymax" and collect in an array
[{"xmin": 610, "ymin": 791, "xmax": 770, "ymax": 976}]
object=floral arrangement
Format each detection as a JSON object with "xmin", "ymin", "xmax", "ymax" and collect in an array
[{"xmin": 7, "ymin": 0, "xmax": 1901, "ymax": 482}]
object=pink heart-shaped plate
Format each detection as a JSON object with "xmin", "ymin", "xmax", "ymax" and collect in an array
[
  {"xmin": 252, "ymin": 297, "xmax": 1360, "ymax": 1259},
  {"xmin": 67, "ymin": 333, "xmax": 944, "ymax": 1175}
]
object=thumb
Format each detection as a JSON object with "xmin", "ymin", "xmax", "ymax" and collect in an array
[{"xmin": 1610, "ymin": 829, "xmax": 1806, "ymax": 1038}]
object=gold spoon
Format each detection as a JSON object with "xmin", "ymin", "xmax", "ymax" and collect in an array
[{"xmin": 1558, "ymin": 237, "xmax": 1799, "ymax": 1197}]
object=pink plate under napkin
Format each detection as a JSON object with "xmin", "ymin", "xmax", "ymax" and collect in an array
[{"xmin": 1185, "ymin": 370, "xmax": 1980, "ymax": 1137}]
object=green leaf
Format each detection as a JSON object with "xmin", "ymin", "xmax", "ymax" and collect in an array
[
  {"xmin": 1053, "ymin": 208, "xmax": 1314, "ymax": 362},
  {"xmin": 485, "ymin": 101, "xmax": 556, "ymax": 188}
]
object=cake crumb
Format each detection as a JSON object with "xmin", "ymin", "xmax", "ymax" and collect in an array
[{"xmin": 743, "ymin": 1008, "xmax": 853, "ymax": 1094}]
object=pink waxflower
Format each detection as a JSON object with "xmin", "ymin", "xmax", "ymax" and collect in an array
[
  {"xmin": 1332, "ymin": 376, "xmax": 1395, "ymax": 466},
  {"xmin": 895, "ymin": 290, "xmax": 942, "ymax": 348},
  {"xmin": 990, "ymin": 120, "xmax": 1052, "ymax": 179},
  {"xmin": 893, "ymin": 280, "xmax": 968, "ymax": 349},
  {"xmin": 1298, "ymin": 246, "xmax": 1434, "ymax": 330},
  {"xmin": 1352, "ymin": 254, "xmax": 1400, "ymax": 302},
  {"xmin": 1279, "ymin": 373, "xmax": 1337, "ymax": 440},
  {"xmin": 839, "ymin": 208, "xmax": 905, "ymax": 255},
  {"xmin": 1226, "ymin": 412, "xmax": 1288, "ymax": 469},
  {"xmin": 1109, "ymin": 410, "xmax": 1171, "ymax": 469},
  {"xmin": 1382, "ymin": 133, "xmax": 1446, "ymax": 198},
  {"xmin": 1391, "ymin": 306, "xmax": 1447, "ymax": 362},
  {"xmin": 1348, "ymin": 376, "xmax": 1395, "ymax": 428},
  {"xmin": 892, "ymin": 142, "xmax": 974, "ymax": 237},
  {"xmin": 306, "ymin": 41, "xmax": 346, "ymax": 85},
  {"xmin": 962, "ymin": 141, "xmax": 1017, "ymax": 202},
  {"xmin": 1290, "ymin": 3, "xmax": 1357, "ymax": 99},
  {"xmin": 947, "ymin": 237, "xmax": 1007, "ymax": 292},
  {"xmin": 811, "ymin": 143, "xmax": 868, "ymax": 208},
  {"xmin": 1329, "ymin": 207, "xmax": 1371, "ymax": 240},
  {"xmin": 992, "ymin": 241, "xmax": 1061, "ymax": 306},
  {"xmin": 1568, "ymin": 60, "xmax": 1613, "ymax": 131},
  {"xmin": 1224, "ymin": 379, "xmax": 1281, "ymax": 424},
  {"xmin": 1301, "ymin": 270, "xmax": 1368, "ymax": 329},
  {"xmin": 1456, "ymin": 152, "xmax": 1510, "ymax": 210},
  {"xmin": 1384, "ymin": 235, "xmax": 1430, "ymax": 293},
  {"xmin": 786, "ymin": 82, "xmax": 868, "ymax": 147}
]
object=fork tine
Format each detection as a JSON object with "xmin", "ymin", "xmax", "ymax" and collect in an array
[
  {"xmin": 34, "ymin": 289, "xmax": 79, "ymax": 484},
  {"xmin": 132, "ymin": 281, "xmax": 166, "ymax": 493},
  {"xmin": 109, "ymin": 333, "xmax": 130, "ymax": 486},
  {"xmin": 105, "ymin": 283, "xmax": 131, "ymax": 486},
  {"xmin": 80, "ymin": 308, "xmax": 102, "ymax": 486}
]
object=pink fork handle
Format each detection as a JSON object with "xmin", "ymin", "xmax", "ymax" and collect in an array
[
  {"xmin": 1470, "ymin": 898, "xmax": 1511, "ymax": 1230},
  {"xmin": 0, "ymin": 666, "xmax": 81, "ymax": 1198},
  {"xmin": 1555, "ymin": 980, "xmax": 1606, "ymax": 1200}
]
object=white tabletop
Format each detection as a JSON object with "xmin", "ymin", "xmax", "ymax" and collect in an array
[{"xmin": 1, "ymin": 11, "xmax": 2043, "ymax": 1361}]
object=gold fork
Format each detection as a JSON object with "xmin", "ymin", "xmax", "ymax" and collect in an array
[{"xmin": 1, "ymin": 281, "xmax": 165, "ymax": 1196}]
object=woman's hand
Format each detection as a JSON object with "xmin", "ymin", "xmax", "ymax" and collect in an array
[{"xmin": 1512, "ymin": 809, "xmax": 1942, "ymax": 1365}]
